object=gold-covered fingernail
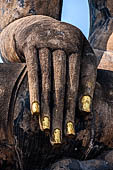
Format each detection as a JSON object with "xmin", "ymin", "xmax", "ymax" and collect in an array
[
  {"xmin": 42, "ymin": 116, "xmax": 50, "ymax": 130},
  {"xmin": 31, "ymin": 101, "xmax": 40, "ymax": 115},
  {"xmin": 53, "ymin": 129, "xmax": 61, "ymax": 144},
  {"xmin": 81, "ymin": 96, "xmax": 91, "ymax": 112},
  {"xmin": 66, "ymin": 122, "xmax": 75, "ymax": 135}
]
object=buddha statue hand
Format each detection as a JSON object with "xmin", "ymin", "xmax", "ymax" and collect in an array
[{"xmin": 0, "ymin": 15, "xmax": 97, "ymax": 144}]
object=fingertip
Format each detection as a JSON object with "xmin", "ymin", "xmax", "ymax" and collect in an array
[
  {"xmin": 42, "ymin": 116, "xmax": 50, "ymax": 131},
  {"xmin": 31, "ymin": 101, "xmax": 40, "ymax": 116},
  {"xmin": 79, "ymin": 95, "xmax": 92, "ymax": 113},
  {"xmin": 51, "ymin": 129, "xmax": 62, "ymax": 145},
  {"xmin": 66, "ymin": 122, "xmax": 75, "ymax": 136}
]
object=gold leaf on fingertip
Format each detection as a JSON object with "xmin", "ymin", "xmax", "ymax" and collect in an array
[
  {"xmin": 31, "ymin": 101, "xmax": 40, "ymax": 116},
  {"xmin": 53, "ymin": 129, "xmax": 61, "ymax": 144},
  {"xmin": 42, "ymin": 116, "xmax": 50, "ymax": 130},
  {"xmin": 81, "ymin": 96, "xmax": 91, "ymax": 113},
  {"xmin": 66, "ymin": 122, "xmax": 75, "ymax": 135}
]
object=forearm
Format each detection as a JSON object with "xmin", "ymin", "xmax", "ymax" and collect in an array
[{"xmin": 0, "ymin": 0, "xmax": 63, "ymax": 32}]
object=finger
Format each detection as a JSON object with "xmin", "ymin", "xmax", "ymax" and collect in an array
[
  {"xmin": 65, "ymin": 53, "xmax": 80, "ymax": 136},
  {"xmin": 79, "ymin": 38, "xmax": 97, "ymax": 113},
  {"xmin": 51, "ymin": 50, "xmax": 66, "ymax": 145},
  {"xmin": 39, "ymin": 48, "xmax": 51, "ymax": 132},
  {"xmin": 24, "ymin": 46, "xmax": 40, "ymax": 116}
]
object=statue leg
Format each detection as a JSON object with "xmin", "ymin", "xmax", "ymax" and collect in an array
[{"xmin": 49, "ymin": 158, "xmax": 111, "ymax": 170}]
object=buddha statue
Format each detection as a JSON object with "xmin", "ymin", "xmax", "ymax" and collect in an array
[{"xmin": 0, "ymin": 0, "xmax": 112, "ymax": 169}]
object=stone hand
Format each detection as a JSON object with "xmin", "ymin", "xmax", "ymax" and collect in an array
[{"xmin": 0, "ymin": 15, "xmax": 97, "ymax": 144}]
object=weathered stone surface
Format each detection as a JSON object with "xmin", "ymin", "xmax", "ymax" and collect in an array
[
  {"xmin": 88, "ymin": 0, "xmax": 113, "ymax": 71},
  {"xmin": 0, "ymin": 16, "xmax": 97, "ymax": 135},
  {"xmin": 0, "ymin": 63, "xmax": 26, "ymax": 170},
  {"xmin": 0, "ymin": 15, "xmax": 84, "ymax": 62},
  {"xmin": 0, "ymin": 0, "xmax": 62, "ymax": 32},
  {"xmin": 49, "ymin": 159, "xmax": 111, "ymax": 170},
  {"xmin": 0, "ymin": 63, "xmax": 25, "ymax": 143},
  {"xmin": 0, "ymin": 0, "xmax": 113, "ymax": 169},
  {"xmin": 0, "ymin": 64, "xmax": 112, "ymax": 169}
]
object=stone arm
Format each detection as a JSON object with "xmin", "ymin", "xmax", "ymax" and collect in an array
[{"xmin": 0, "ymin": 0, "xmax": 63, "ymax": 32}]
